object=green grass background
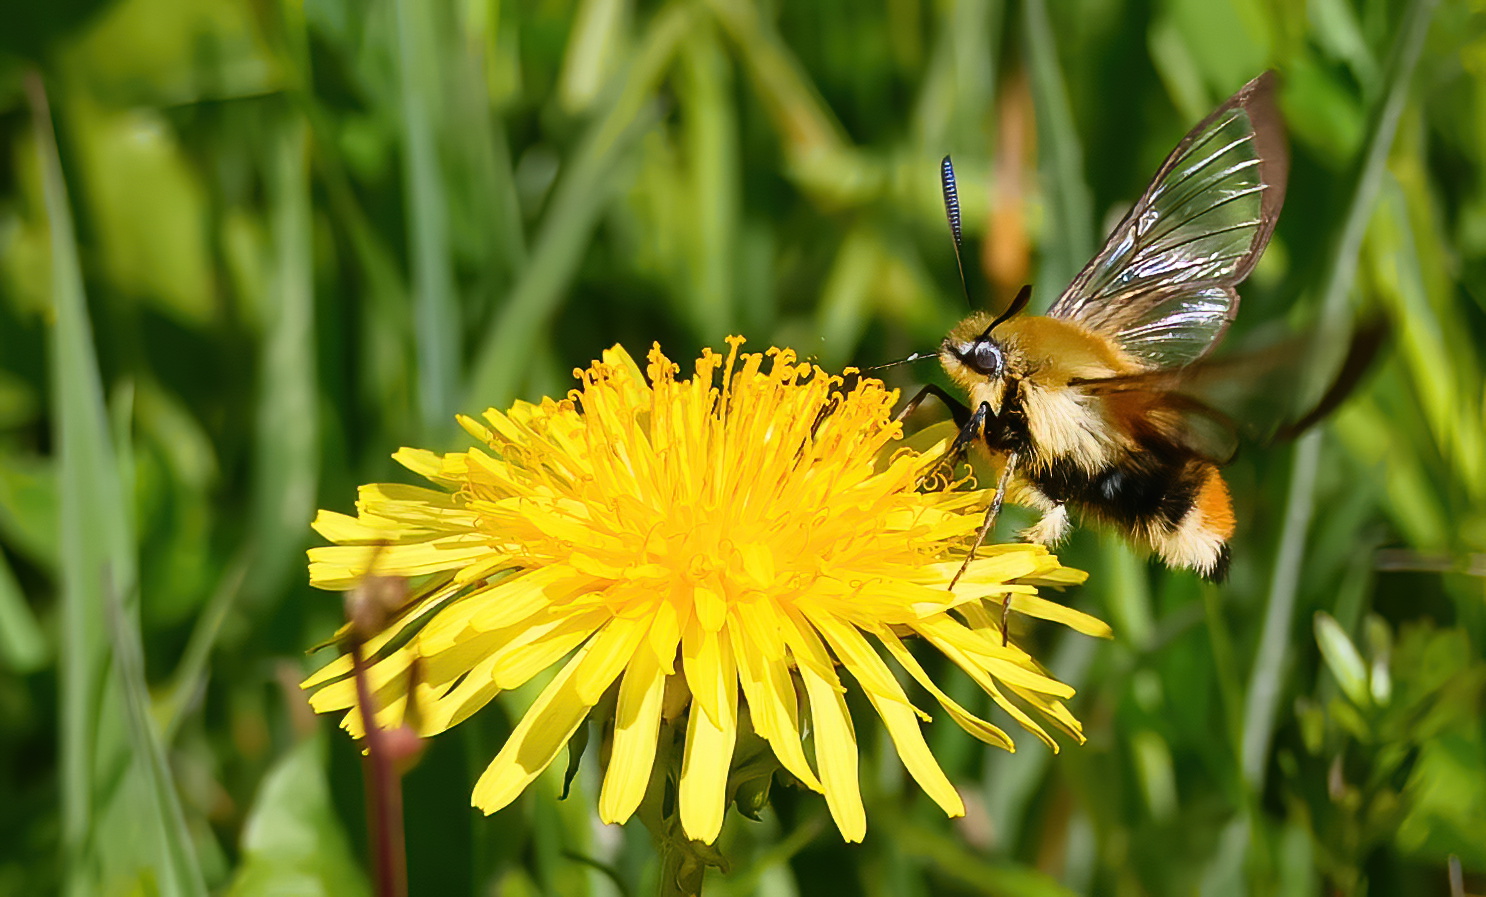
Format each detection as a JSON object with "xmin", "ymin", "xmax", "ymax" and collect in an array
[{"xmin": 3, "ymin": 0, "xmax": 1485, "ymax": 894}]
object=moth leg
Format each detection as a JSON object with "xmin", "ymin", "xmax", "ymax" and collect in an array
[
  {"xmin": 902, "ymin": 393, "xmax": 988, "ymax": 491},
  {"xmin": 897, "ymin": 385, "xmax": 979, "ymax": 484},
  {"xmin": 894, "ymin": 383, "xmax": 972, "ymax": 429},
  {"xmin": 948, "ymin": 400, "xmax": 990, "ymax": 454},
  {"xmin": 950, "ymin": 448, "xmax": 1020, "ymax": 594},
  {"xmin": 992, "ymin": 490, "xmax": 1070, "ymax": 645},
  {"xmin": 1020, "ymin": 501, "xmax": 1070, "ymax": 546}
]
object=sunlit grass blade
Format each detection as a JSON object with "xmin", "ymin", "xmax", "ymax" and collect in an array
[
  {"xmin": 705, "ymin": 0, "xmax": 872, "ymax": 202},
  {"xmin": 1097, "ymin": 535, "xmax": 1154, "ymax": 649},
  {"xmin": 465, "ymin": 5, "xmax": 692, "ymax": 412},
  {"xmin": 395, "ymin": 0, "xmax": 459, "ymax": 435},
  {"xmin": 0, "ymin": 548, "xmax": 47, "ymax": 673},
  {"xmin": 1333, "ymin": 397, "xmax": 1449, "ymax": 549},
  {"xmin": 249, "ymin": 120, "xmax": 319, "ymax": 601},
  {"xmin": 27, "ymin": 69, "xmax": 201, "ymax": 896},
  {"xmin": 557, "ymin": 0, "xmax": 629, "ymax": 113},
  {"xmin": 676, "ymin": 23, "xmax": 739, "ymax": 340},
  {"xmin": 910, "ymin": 0, "xmax": 999, "ymax": 154},
  {"xmin": 106, "ymin": 582, "xmax": 210, "ymax": 897},
  {"xmin": 1367, "ymin": 179, "xmax": 1486, "ymax": 503},
  {"xmin": 1021, "ymin": 0, "xmax": 1094, "ymax": 293},
  {"xmin": 1147, "ymin": 17, "xmax": 1211, "ymax": 123},
  {"xmin": 1239, "ymin": 0, "xmax": 1439, "ymax": 794},
  {"xmin": 814, "ymin": 224, "xmax": 884, "ymax": 369}
]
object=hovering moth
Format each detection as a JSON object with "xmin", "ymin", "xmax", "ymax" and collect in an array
[{"xmin": 908, "ymin": 72, "xmax": 1289, "ymax": 584}]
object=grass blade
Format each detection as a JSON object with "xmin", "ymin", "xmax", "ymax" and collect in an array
[
  {"xmin": 1239, "ymin": 0, "xmax": 1439, "ymax": 791},
  {"xmin": 0, "ymin": 548, "xmax": 48, "ymax": 673},
  {"xmin": 706, "ymin": 0, "xmax": 871, "ymax": 203},
  {"xmin": 106, "ymin": 584, "xmax": 210, "ymax": 897},
  {"xmin": 29, "ymin": 68, "xmax": 134, "ymax": 895},
  {"xmin": 28, "ymin": 70, "xmax": 203, "ymax": 897},
  {"xmin": 249, "ymin": 119, "xmax": 319, "ymax": 602},
  {"xmin": 814, "ymin": 223, "xmax": 884, "ymax": 369},
  {"xmin": 1021, "ymin": 0, "xmax": 1095, "ymax": 293},
  {"xmin": 676, "ymin": 22, "xmax": 739, "ymax": 340},
  {"xmin": 395, "ymin": 0, "xmax": 459, "ymax": 434},
  {"xmin": 161, "ymin": 556, "xmax": 250, "ymax": 743},
  {"xmin": 911, "ymin": 0, "xmax": 999, "ymax": 154},
  {"xmin": 464, "ymin": 4, "xmax": 692, "ymax": 412}
]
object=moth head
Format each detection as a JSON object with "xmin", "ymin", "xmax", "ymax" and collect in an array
[
  {"xmin": 942, "ymin": 329, "xmax": 1005, "ymax": 378},
  {"xmin": 939, "ymin": 285, "xmax": 1031, "ymax": 384}
]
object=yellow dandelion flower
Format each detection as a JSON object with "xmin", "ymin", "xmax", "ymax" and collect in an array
[{"xmin": 303, "ymin": 339, "xmax": 1110, "ymax": 844}]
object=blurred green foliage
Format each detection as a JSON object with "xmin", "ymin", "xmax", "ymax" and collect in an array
[{"xmin": 2, "ymin": 0, "xmax": 1484, "ymax": 895}]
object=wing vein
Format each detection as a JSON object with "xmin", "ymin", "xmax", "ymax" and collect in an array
[{"xmin": 1046, "ymin": 73, "xmax": 1285, "ymax": 370}]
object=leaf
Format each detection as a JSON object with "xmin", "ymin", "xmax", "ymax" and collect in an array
[
  {"xmin": 0, "ymin": 547, "xmax": 48, "ymax": 673},
  {"xmin": 0, "ymin": 448, "xmax": 58, "ymax": 564},
  {"xmin": 1314, "ymin": 612, "xmax": 1370, "ymax": 708},
  {"xmin": 228, "ymin": 736, "xmax": 371, "ymax": 897}
]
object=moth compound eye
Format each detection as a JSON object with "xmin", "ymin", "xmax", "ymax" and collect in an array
[{"xmin": 960, "ymin": 339, "xmax": 1003, "ymax": 377}]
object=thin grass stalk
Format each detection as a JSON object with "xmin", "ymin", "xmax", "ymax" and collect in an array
[
  {"xmin": 1239, "ymin": 0, "xmax": 1440, "ymax": 791},
  {"xmin": 395, "ymin": 0, "xmax": 459, "ymax": 435}
]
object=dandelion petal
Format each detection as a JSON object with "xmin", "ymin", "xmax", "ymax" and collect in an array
[
  {"xmin": 573, "ymin": 616, "xmax": 648, "ymax": 705},
  {"xmin": 816, "ymin": 619, "xmax": 963, "ymax": 817},
  {"xmin": 599, "ymin": 649, "xmax": 667, "ymax": 825},
  {"xmin": 878, "ymin": 631, "xmax": 1014, "ymax": 749},
  {"xmin": 800, "ymin": 663, "xmax": 864, "ymax": 842},
  {"xmin": 472, "ymin": 650, "xmax": 593, "ymax": 814},
  {"xmin": 729, "ymin": 624, "xmax": 821, "ymax": 791},
  {"xmin": 679, "ymin": 636, "xmax": 738, "ymax": 844}
]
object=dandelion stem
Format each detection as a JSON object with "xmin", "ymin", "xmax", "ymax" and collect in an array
[
  {"xmin": 352, "ymin": 637, "xmax": 408, "ymax": 897},
  {"xmin": 656, "ymin": 825, "xmax": 707, "ymax": 897},
  {"xmin": 645, "ymin": 715, "xmax": 707, "ymax": 896}
]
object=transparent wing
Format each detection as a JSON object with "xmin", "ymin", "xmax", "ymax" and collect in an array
[
  {"xmin": 1072, "ymin": 318, "xmax": 1384, "ymax": 454},
  {"xmin": 1049, "ymin": 72, "xmax": 1287, "ymax": 369}
]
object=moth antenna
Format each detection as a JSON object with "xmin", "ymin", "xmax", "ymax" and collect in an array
[
  {"xmin": 941, "ymin": 156, "xmax": 973, "ymax": 310},
  {"xmin": 865, "ymin": 352, "xmax": 937, "ymax": 372},
  {"xmin": 977, "ymin": 283, "xmax": 1033, "ymax": 341}
]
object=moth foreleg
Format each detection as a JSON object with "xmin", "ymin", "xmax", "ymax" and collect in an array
[
  {"xmin": 894, "ymin": 383, "xmax": 973, "ymax": 429},
  {"xmin": 950, "ymin": 448, "xmax": 1019, "ymax": 592}
]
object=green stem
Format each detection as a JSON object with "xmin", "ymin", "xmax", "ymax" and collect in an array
[
  {"xmin": 656, "ymin": 826, "xmax": 706, "ymax": 897},
  {"xmin": 639, "ymin": 716, "xmax": 711, "ymax": 897}
]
